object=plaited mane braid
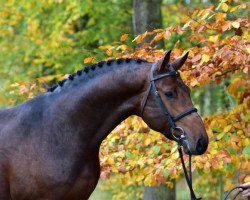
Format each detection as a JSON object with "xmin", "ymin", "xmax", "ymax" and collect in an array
[{"xmin": 47, "ymin": 58, "xmax": 147, "ymax": 92}]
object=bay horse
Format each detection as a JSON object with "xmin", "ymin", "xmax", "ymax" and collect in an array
[{"xmin": 0, "ymin": 51, "xmax": 208, "ymax": 200}]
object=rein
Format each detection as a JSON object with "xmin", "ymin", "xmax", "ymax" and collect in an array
[
  {"xmin": 222, "ymin": 186, "xmax": 244, "ymax": 200},
  {"xmin": 141, "ymin": 63, "xmax": 200, "ymax": 200},
  {"xmin": 177, "ymin": 135, "xmax": 201, "ymax": 200}
]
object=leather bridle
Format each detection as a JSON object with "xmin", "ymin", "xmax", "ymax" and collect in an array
[
  {"xmin": 141, "ymin": 63, "xmax": 247, "ymax": 200},
  {"xmin": 141, "ymin": 62, "xmax": 200, "ymax": 200}
]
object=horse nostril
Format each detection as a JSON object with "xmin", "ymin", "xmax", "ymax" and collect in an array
[{"xmin": 196, "ymin": 138, "xmax": 207, "ymax": 154}]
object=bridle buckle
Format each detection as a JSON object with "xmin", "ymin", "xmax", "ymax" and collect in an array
[{"xmin": 171, "ymin": 126, "xmax": 185, "ymax": 140}]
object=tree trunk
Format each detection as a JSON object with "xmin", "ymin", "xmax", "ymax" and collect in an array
[
  {"xmin": 143, "ymin": 184, "xmax": 176, "ymax": 200},
  {"xmin": 133, "ymin": 0, "xmax": 174, "ymax": 199},
  {"xmin": 132, "ymin": 0, "xmax": 164, "ymax": 48}
]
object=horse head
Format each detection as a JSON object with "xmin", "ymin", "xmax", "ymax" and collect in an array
[{"xmin": 141, "ymin": 50, "xmax": 208, "ymax": 155}]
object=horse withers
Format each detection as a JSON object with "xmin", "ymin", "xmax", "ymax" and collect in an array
[{"xmin": 0, "ymin": 51, "xmax": 208, "ymax": 200}]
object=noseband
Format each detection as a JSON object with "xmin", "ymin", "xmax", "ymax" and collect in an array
[{"xmin": 141, "ymin": 63, "xmax": 200, "ymax": 200}]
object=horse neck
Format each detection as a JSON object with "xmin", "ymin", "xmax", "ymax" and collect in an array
[{"xmin": 48, "ymin": 61, "xmax": 151, "ymax": 149}]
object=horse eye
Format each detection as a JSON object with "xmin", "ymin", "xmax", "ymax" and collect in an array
[{"xmin": 165, "ymin": 91, "xmax": 174, "ymax": 98}]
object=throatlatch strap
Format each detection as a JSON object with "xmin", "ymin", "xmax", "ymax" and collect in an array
[{"xmin": 141, "ymin": 84, "xmax": 152, "ymax": 117}]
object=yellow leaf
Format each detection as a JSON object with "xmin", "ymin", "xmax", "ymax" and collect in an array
[
  {"xmin": 192, "ymin": 10, "xmax": 199, "ymax": 17},
  {"xmin": 138, "ymin": 159, "xmax": 145, "ymax": 168},
  {"xmin": 83, "ymin": 57, "xmax": 95, "ymax": 64},
  {"xmin": 190, "ymin": 79, "xmax": 199, "ymax": 87},
  {"xmin": 147, "ymin": 159, "xmax": 153, "ymax": 165},
  {"xmin": 246, "ymin": 47, "xmax": 250, "ymax": 54},
  {"xmin": 144, "ymin": 176, "xmax": 152, "ymax": 186},
  {"xmin": 107, "ymin": 156, "xmax": 115, "ymax": 165},
  {"xmin": 114, "ymin": 53, "xmax": 121, "ymax": 57},
  {"xmin": 209, "ymin": 35, "xmax": 219, "ymax": 43},
  {"xmin": 170, "ymin": 145, "xmax": 178, "ymax": 154},
  {"xmin": 223, "ymin": 125, "xmax": 232, "ymax": 133},
  {"xmin": 210, "ymin": 149, "xmax": 217, "ymax": 155},
  {"xmin": 181, "ymin": 16, "xmax": 189, "ymax": 23},
  {"xmin": 171, "ymin": 152, "xmax": 179, "ymax": 159},
  {"xmin": 216, "ymin": 13, "xmax": 226, "ymax": 21},
  {"xmin": 153, "ymin": 29, "xmax": 164, "ymax": 33},
  {"xmin": 222, "ymin": 21, "xmax": 231, "ymax": 31},
  {"xmin": 120, "ymin": 34, "xmax": 129, "ymax": 41},
  {"xmin": 144, "ymin": 137, "xmax": 151, "ymax": 146},
  {"xmin": 133, "ymin": 34, "xmax": 143, "ymax": 43},
  {"xmin": 106, "ymin": 49, "xmax": 112, "ymax": 56},
  {"xmin": 10, "ymin": 83, "xmax": 19, "ymax": 87},
  {"xmin": 99, "ymin": 45, "xmax": 112, "ymax": 49},
  {"xmin": 201, "ymin": 54, "xmax": 210, "ymax": 63},
  {"xmin": 132, "ymin": 31, "xmax": 147, "ymax": 43},
  {"xmin": 244, "ymin": 175, "xmax": 250, "ymax": 183},
  {"xmin": 224, "ymin": 180, "xmax": 234, "ymax": 191},
  {"xmin": 136, "ymin": 175, "xmax": 144, "ymax": 182},
  {"xmin": 221, "ymin": 3, "xmax": 229, "ymax": 12},
  {"xmin": 216, "ymin": 132, "xmax": 225, "ymax": 140},
  {"xmin": 230, "ymin": 5, "xmax": 240, "ymax": 12},
  {"xmin": 33, "ymin": 58, "xmax": 44, "ymax": 64},
  {"xmin": 153, "ymin": 32, "xmax": 164, "ymax": 41},
  {"xmin": 215, "ymin": 71, "xmax": 222, "ymax": 76},
  {"xmin": 36, "ymin": 74, "xmax": 64, "ymax": 82},
  {"xmin": 231, "ymin": 21, "xmax": 240, "ymax": 29}
]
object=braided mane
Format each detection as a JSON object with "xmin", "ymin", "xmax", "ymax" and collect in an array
[{"xmin": 47, "ymin": 58, "xmax": 147, "ymax": 92}]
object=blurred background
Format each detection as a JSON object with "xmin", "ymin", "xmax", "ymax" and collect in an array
[{"xmin": 0, "ymin": 0, "xmax": 249, "ymax": 199}]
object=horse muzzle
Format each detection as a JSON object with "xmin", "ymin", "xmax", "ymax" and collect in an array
[{"xmin": 171, "ymin": 127, "xmax": 208, "ymax": 155}]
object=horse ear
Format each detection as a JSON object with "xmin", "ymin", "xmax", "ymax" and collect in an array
[
  {"xmin": 170, "ymin": 52, "xmax": 189, "ymax": 71},
  {"xmin": 158, "ymin": 50, "xmax": 172, "ymax": 73}
]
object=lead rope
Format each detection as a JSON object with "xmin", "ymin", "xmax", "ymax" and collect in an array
[
  {"xmin": 177, "ymin": 139, "xmax": 201, "ymax": 200},
  {"xmin": 178, "ymin": 138, "xmax": 248, "ymax": 200}
]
